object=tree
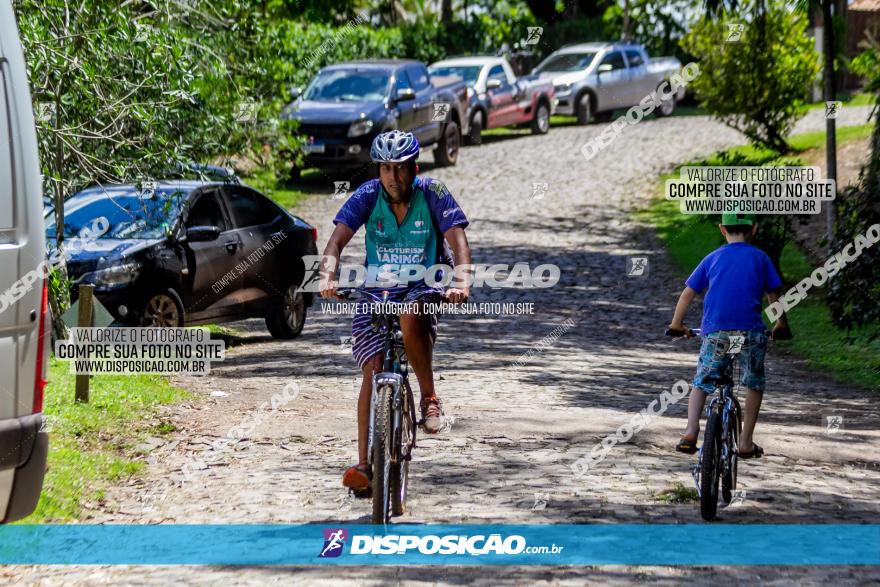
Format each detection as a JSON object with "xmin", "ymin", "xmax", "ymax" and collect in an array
[
  {"xmin": 15, "ymin": 0, "xmax": 291, "ymax": 332},
  {"xmin": 681, "ymin": 3, "xmax": 820, "ymax": 153},
  {"xmin": 827, "ymin": 35, "xmax": 880, "ymax": 340}
]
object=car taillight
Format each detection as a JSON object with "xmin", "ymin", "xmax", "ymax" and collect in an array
[
  {"xmin": 312, "ymin": 227, "xmax": 318, "ymax": 242},
  {"xmin": 33, "ymin": 280, "xmax": 49, "ymax": 413}
]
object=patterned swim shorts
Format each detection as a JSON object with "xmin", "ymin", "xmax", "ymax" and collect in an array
[{"xmin": 693, "ymin": 330, "xmax": 768, "ymax": 394}]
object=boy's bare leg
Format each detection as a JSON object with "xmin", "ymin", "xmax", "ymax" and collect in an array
[
  {"xmin": 682, "ymin": 387, "xmax": 707, "ymax": 442},
  {"xmin": 738, "ymin": 388, "xmax": 763, "ymax": 452}
]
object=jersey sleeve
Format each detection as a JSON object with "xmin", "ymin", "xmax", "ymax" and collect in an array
[
  {"xmin": 685, "ymin": 255, "xmax": 710, "ymax": 293},
  {"xmin": 332, "ymin": 180, "xmax": 379, "ymax": 232},
  {"xmin": 423, "ymin": 178, "xmax": 469, "ymax": 234},
  {"xmin": 762, "ymin": 252, "xmax": 783, "ymax": 293}
]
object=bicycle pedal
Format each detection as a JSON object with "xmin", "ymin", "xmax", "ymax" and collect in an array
[{"xmin": 350, "ymin": 486, "xmax": 371, "ymax": 500}]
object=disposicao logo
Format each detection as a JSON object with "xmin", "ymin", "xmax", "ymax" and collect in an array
[{"xmin": 318, "ymin": 528, "xmax": 348, "ymax": 558}]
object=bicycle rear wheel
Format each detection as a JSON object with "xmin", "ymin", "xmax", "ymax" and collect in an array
[
  {"xmin": 722, "ymin": 399, "xmax": 742, "ymax": 505},
  {"xmin": 371, "ymin": 385, "xmax": 393, "ymax": 524},
  {"xmin": 700, "ymin": 408, "xmax": 722, "ymax": 521}
]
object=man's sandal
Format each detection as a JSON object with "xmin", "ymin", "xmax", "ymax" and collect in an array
[
  {"xmin": 342, "ymin": 463, "xmax": 372, "ymax": 496},
  {"xmin": 738, "ymin": 443, "xmax": 764, "ymax": 459},
  {"xmin": 675, "ymin": 438, "xmax": 698, "ymax": 455}
]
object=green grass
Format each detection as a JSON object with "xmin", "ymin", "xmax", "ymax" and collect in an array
[
  {"xmin": 656, "ymin": 482, "xmax": 699, "ymax": 504},
  {"xmin": 639, "ymin": 124, "xmax": 880, "ymax": 393},
  {"xmin": 245, "ymin": 169, "xmax": 311, "ymax": 211},
  {"xmin": 804, "ymin": 92, "xmax": 876, "ymax": 109},
  {"xmin": 19, "ymin": 359, "xmax": 190, "ymax": 522}
]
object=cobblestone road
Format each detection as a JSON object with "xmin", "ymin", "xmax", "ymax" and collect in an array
[{"xmin": 8, "ymin": 107, "xmax": 880, "ymax": 585}]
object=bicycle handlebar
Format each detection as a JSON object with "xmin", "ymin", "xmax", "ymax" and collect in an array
[
  {"xmin": 665, "ymin": 327, "xmax": 793, "ymax": 341},
  {"xmin": 335, "ymin": 287, "xmax": 448, "ymax": 304}
]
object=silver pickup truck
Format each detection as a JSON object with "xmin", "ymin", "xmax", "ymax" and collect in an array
[{"xmin": 533, "ymin": 42, "xmax": 685, "ymax": 124}]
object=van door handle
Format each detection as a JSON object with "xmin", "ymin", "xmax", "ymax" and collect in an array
[{"xmin": 224, "ymin": 240, "xmax": 238, "ymax": 254}]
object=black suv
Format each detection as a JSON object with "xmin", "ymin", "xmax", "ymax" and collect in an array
[{"xmin": 47, "ymin": 180, "xmax": 318, "ymax": 338}]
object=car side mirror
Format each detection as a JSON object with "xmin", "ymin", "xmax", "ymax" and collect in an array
[
  {"xmin": 290, "ymin": 86, "xmax": 300, "ymax": 100},
  {"xmin": 486, "ymin": 78, "xmax": 503, "ymax": 90},
  {"xmin": 395, "ymin": 88, "xmax": 415, "ymax": 102},
  {"xmin": 597, "ymin": 64, "xmax": 613, "ymax": 74},
  {"xmin": 186, "ymin": 225, "xmax": 221, "ymax": 242}
]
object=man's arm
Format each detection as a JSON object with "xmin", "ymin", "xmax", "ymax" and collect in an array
[
  {"xmin": 668, "ymin": 286, "xmax": 698, "ymax": 335},
  {"xmin": 443, "ymin": 226, "xmax": 471, "ymax": 303},
  {"xmin": 319, "ymin": 223, "xmax": 355, "ymax": 299}
]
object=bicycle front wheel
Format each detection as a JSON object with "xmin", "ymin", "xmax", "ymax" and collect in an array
[
  {"xmin": 700, "ymin": 408, "xmax": 722, "ymax": 521},
  {"xmin": 722, "ymin": 399, "xmax": 742, "ymax": 505},
  {"xmin": 391, "ymin": 385, "xmax": 415, "ymax": 516},
  {"xmin": 371, "ymin": 385, "xmax": 393, "ymax": 524}
]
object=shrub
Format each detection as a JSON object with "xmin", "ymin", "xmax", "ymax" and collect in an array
[{"xmin": 680, "ymin": 2, "xmax": 820, "ymax": 153}]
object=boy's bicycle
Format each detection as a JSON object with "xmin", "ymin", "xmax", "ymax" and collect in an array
[
  {"xmin": 665, "ymin": 327, "xmax": 788, "ymax": 521},
  {"xmin": 338, "ymin": 287, "xmax": 444, "ymax": 524}
]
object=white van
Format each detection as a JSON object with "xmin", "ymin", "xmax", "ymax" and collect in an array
[{"xmin": 0, "ymin": 0, "xmax": 50, "ymax": 523}]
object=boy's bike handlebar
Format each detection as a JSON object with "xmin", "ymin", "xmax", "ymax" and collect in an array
[{"xmin": 665, "ymin": 327, "xmax": 793, "ymax": 341}]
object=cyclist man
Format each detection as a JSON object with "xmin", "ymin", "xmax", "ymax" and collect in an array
[{"xmin": 319, "ymin": 130, "xmax": 472, "ymax": 492}]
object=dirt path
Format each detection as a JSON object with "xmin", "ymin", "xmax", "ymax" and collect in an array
[{"xmin": 9, "ymin": 107, "xmax": 880, "ymax": 585}]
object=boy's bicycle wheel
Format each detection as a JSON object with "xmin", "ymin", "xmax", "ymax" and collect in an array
[
  {"xmin": 372, "ymin": 385, "xmax": 394, "ymax": 524},
  {"xmin": 391, "ymin": 383, "xmax": 415, "ymax": 516},
  {"xmin": 700, "ymin": 408, "xmax": 722, "ymax": 521},
  {"xmin": 722, "ymin": 399, "xmax": 742, "ymax": 505}
]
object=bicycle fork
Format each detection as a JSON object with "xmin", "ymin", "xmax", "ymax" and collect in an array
[{"xmin": 367, "ymin": 372, "xmax": 404, "ymax": 466}]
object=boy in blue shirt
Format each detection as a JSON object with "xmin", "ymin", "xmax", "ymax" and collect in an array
[{"xmin": 667, "ymin": 212, "xmax": 791, "ymax": 458}]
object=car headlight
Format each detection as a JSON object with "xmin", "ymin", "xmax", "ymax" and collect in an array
[
  {"xmin": 348, "ymin": 119, "xmax": 374, "ymax": 137},
  {"xmin": 82, "ymin": 262, "xmax": 142, "ymax": 288},
  {"xmin": 554, "ymin": 83, "xmax": 572, "ymax": 94}
]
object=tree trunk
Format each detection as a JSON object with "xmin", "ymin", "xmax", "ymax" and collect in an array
[
  {"xmin": 441, "ymin": 0, "xmax": 452, "ymax": 23},
  {"xmin": 622, "ymin": 0, "xmax": 631, "ymax": 41},
  {"xmin": 822, "ymin": 0, "xmax": 838, "ymax": 252}
]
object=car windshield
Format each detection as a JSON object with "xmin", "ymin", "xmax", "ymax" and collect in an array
[
  {"xmin": 428, "ymin": 65, "xmax": 482, "ymax": 86},
  {"xmin": 303, "ymin": 69, "xmax": 391, "ymax": 102},
  {"xmin": 45, "ymin": 186, "xmax": 187, "ymax": 240},
  {"xmin": 534, "ymin": 52, "xmax": 597, "ymax": 73}
]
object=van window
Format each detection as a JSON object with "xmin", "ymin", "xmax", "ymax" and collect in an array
[{"xmin": 0, "ymin": 63, "xmax": 15, "ymax": 230}]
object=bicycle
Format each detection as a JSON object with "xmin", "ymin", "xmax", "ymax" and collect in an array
[
  {"xmin": 665, "ymin": 327, "xmax": 789, "ymax": 521},
  {"xmin": 338, "ymin": 287, "xmax": 444, "ymax": 524}
]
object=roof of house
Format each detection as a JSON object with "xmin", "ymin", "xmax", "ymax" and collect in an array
[{"xmin": 850, "ymin": 0, "xmax": 880, "ymax": 12}]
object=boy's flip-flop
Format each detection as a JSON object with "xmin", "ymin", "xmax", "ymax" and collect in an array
[
  {"xmin": 675, "ymin": 438, "xmax": 698, "ymax": 455},
  {"xmin": 738, "ymin": 443, "xmax": 764, "ymax": 459}
]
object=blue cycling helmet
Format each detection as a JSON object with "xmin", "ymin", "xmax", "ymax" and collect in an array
[{"xmin": 370, "ymin": 130, "xmax": 420, "ymax": 163}]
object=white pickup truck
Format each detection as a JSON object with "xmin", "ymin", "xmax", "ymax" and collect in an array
[{"xmin": 533, "ymin": 42, "xmax": 685, "ymax": 124}]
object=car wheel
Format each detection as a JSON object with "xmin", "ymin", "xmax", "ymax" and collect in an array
[
  {"xmin": 142, "ymin": 289, "xmax": 185, "ymax": 327},
  {"xmin": 656, "ymin": 86, "xmax": 676, "ymax": 117},
  {"xmin": 266, "ymin": 284, "xmax": 306, "ymax": 339},
  {"xmin": 466, "ymin": 112, "xmax": 483, "ymax": 146},
  {"xmin": 575, "ymin": 93, "xmax": 593, "ymax": 125},
  {"xmin": 531, "ymin": 102, "xmax": 550, "ymax": 135},
  {"xmin": 434, "ymin": 121, "xmax": 460, "ymax": 166}
]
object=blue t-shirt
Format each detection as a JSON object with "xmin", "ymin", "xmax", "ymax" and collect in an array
[
  {"xmin": 685, "ymin": 242, "xmax": 782, "ymax": 335},
  {"xmin": 333, "ymin": 176, "xmax": 469, "ymax": 268}
]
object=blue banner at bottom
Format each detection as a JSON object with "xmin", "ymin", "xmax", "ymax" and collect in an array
[{"xmin": 0, "ymin": 524, "xmax": 877, "ymax": 565}]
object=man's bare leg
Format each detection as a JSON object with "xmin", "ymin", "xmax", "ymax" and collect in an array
[
  {"xmin": 400, "ymin": 311, "xmax": 442, "ymax": 432},
  {"xmin": 342, "ymin": 354, "xmax": 382, "ymax": 490}
]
